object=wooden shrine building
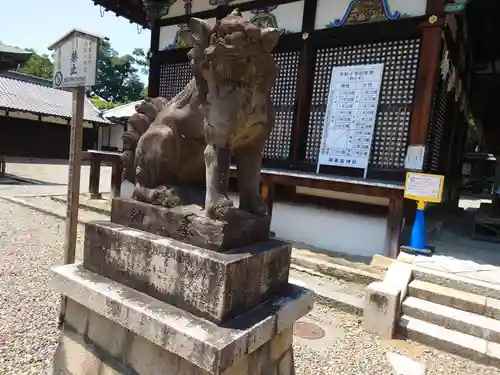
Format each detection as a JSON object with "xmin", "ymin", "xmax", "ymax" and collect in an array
[
  {"xmin": 91, "ymin": 0, "xmax": 497, "ymax": 259},
  {"xmin": 0, "ymin": 42, "xmax": 32, "ymax": 71},
  {"xmin": 0, "ymin": 70, "xmax": 108, "ymax": 159}
]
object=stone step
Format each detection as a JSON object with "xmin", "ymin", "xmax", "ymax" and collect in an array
[
  {"xmin": 289, "ymin": 268, "xmax": 364, "ymax": 316},
  {"xmin": 399, "ymin": 315, "xmax": 500, "ymax": 367},
  {"xmin": 291, "ymin": 253, "xmax": 383, "ymax": 286},
  {"xmin": 411, "ymin": 263, "xmax": 500, "ymax": 299},
  {"xmin": 403, "ymin": 296, "xmax": 500, "ymax": 343},
  {"xmin": 408, "ymin": 280, "xmax": 500, "ymax": 319}
]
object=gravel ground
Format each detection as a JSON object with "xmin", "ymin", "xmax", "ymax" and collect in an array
[
  {"xmin": 0, "ymin": 202, "xmax": 85, "ymax": 374},
  {"xmin": 1, "ymin": 200, "xmax": 500, "ymax": 375},
  {"xmin": 294, "ymin": 303, "xmax": 500, "ymax": 375}
]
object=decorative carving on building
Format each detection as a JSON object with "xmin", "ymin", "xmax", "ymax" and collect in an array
[
  {"xmin": 250, "ymin": 6, "xmax": 279, "ymax": 29},
  {"xmin": 328, "ymin": 0, "xmax": 400, "ymax": 28},
  {"xmin": 142, "ymin": 0, "xmax": 178, "ymax": 22},
  {"xmin": 165, "ymin": 24, "xmax": 194, "ymax": 50},
  {"xmin": 163, "ymin": 3, "xmax": 290, "ymax": 50},
  {"xmin": 208, "ymin": 0, "xmax": 236, "ymax": 6}
]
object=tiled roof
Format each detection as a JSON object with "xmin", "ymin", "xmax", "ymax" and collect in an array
[
  {"xmin": 0, "ymin": 42, "xmax": 32, "ymax": 55},
  {"xmin": 102, "ymin": 100, "xmax": 142, "ymax": 119},
  {"xmin": 0, "ymin": 73, "xmax": 109, "ymax": 124}
]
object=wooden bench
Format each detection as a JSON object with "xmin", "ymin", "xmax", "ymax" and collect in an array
[
  {"xmin": 82, "ymin": 150, "xmax": 123, "ymax": 199},
  {"xmin": 230, "ymin": 166, "xmax": 406, "ymax": 259},
  {"xmin": 80, "ymin": 152, "xmax": 406, "ymax": 257}
]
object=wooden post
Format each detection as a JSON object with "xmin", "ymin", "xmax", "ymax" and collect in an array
[
  {"xmin": 385, "ymin": 197, "xmax": 404, "ymax": 258},
  {"xmin": 89, "ymin": 154, "xmax": 102, "ymax": 199},
  {"xmin": 60, "ymin": 85, "xmax": 85, "ymax": 326},
  {"xmin": 110, "ymin": 158, "xmax": 123, "ymax": 198}
]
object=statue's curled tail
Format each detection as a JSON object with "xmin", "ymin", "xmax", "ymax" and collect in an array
[{"xmin": 121, "ymin": 98, "xmax": 167, "ymax": 183}]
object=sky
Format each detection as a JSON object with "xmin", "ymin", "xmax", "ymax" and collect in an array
[{"xmin": 0, "ymin": 0, "xmax": 151, "ymax": 59}]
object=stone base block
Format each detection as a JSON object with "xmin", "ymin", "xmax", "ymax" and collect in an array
[
  {"xmin": 53, "ymin": 319, "xmax": 296, "ymax": 375},
  {"xmin": 384, "ymin": 262, "xmax": 413, "ymax": 304},
  {"xmin": 110, "ymin": 197, "xmax": 270, "ymax": 252},
  {"xmin": 51, "ymin": 263, "xmax": 313, "ymax": 375},
  {"xmin": 363, "ymin": 281, "xmax": 401, "ymax": 340},
  {"xmin": 83, "ymin": 221, "xmax": 291, "ymax": 324}
]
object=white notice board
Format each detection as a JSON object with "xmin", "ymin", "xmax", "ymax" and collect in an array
[
  {"xmin": 404, "ymin": 172, "xmax": 445, "ymax": 203},
  {"xmin": 316, "ymin": 63, "xmax": 384, "ymax": 177},
  {"xmin": 53, "ymin": 34, "xmax": 98, "ymax": 88}
]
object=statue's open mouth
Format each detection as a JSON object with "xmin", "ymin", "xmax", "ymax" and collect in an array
[
  {"xmin": 203, "ymin": 43, "xmax": 256, "ymax": 84},
  {"xmin": 204, "ymin": 43, "xmax": 246, "ymax": 61}
]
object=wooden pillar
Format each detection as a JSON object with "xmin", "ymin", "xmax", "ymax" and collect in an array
[
  {"xmin": 148, "ymin": 22, "xmax": 161, "ymax": 98},
  {"xmin": 110, "ymin": 158, "xmax": 123, "ymax": 199},
  {"xmin": 290, "ymin": 0, "xmax": 318, "ymax": 164},
  {"xmin": 408, "ymin": 20, "xmax": 444, "ymax": 150},
  {"xmin": 385, "ymin": 197, "xmax": 404, "ymax": 258},
  {"xmin": 89, "ymin": 154, "xmax": 102, "ymax": 199},
  {"xmin": 493, "ymin": 156, "xmax": 500, "ymax": 207}
]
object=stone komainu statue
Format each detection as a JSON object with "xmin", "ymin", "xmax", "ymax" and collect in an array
[{"xmin": 121, "ymin": 9, "xmax": 280, "ymax": 220}]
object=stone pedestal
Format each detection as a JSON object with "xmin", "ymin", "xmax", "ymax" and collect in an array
[
  {"xmin": 52, "ymin": 264, "xmax": 311, "ymax": 375},
  {"xmin": 111, "ymin": 197, "xmax": 270, "ymax": 252},
  {"xmin": 51, "ymin": 198, "xmax": 313, "ymax": 375}
]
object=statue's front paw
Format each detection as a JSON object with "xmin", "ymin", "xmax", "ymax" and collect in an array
[{"xmin": 206, "ymin": 197, "xmax": 234, "ymax": 220}]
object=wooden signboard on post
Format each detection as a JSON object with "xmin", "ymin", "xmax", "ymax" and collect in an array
[
  {"xmin": 48, "ymin": 29, "xmax": 104, "ymax": 326},
  {"xmin": 402, "ymin": 172, "xmax": 445, "ymax": 255},
  {"xmin": 404, "ymin": 172, "xmax": 445, "ymax": 206}
]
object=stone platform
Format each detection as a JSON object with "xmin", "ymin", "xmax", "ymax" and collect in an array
[
  {"xmin": 52, "ymin": 264, "xmax": 313, "ymax": 375},
  {"xmin": 83, "ymin": 221, "xmax": 292, "ymax": 324},
  {"xmin": 111, "ymin": 197, "xmax": 270, "ymax": 252}
]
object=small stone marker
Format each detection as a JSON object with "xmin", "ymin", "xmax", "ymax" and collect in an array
[
  {"xmin": 384, "ymin": 262, "xmax": 413, "ymax": 304},
  {"xmin": 363, "ymin": 281, "xmax": 401, "ymax": 339},
  {"xmin": 386, "ymin": 352, "xmax": 427, "ymax": 375}
]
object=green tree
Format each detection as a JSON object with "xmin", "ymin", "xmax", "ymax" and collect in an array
[
  {"xmin": 91, "ymin": 41, "xmax": 146, "ymax": 103},
  {"xmin": 18, "ymin": 49, "xmax": 53, "ymax": 79},
  {"xmin": 132, "ymin": 48, "xmax": 149, "ymax": 76}
]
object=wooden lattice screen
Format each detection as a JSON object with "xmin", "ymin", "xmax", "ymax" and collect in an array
[
  {"xmin": 265, "ymin": 51, "xmax": 301, "ymax": 161},
  {"xmin": 157, "ymin": 51, "xmax": 300, "ymax": 162},
  {"xmin": 158, "ymin": 60, "xmax": 192, "ymax": 100},
  {"xmin": 305, "ymin": 39, "xmax": 421, "ymax": 169},
  {"xmin": 426, "ymin": 65, "xmax": 453, "ymax": 174}
]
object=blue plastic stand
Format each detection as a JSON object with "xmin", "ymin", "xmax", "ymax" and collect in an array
[
  {"xmin": 401, "ymin": 200, "xmax": 434, "ymax": 257},
  {"xmin": 409, "ymin": 207, "xmax": 426, "ymax": 250}
]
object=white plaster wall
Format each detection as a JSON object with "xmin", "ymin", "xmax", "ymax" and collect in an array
[
  {"xmin": 100, "ymin": 126, "xmax": 110, "ymax": 148},
  {"xmin": 109, "ymin": 124, "xmax": 124, "ymax": 150},
  {"xmin": 98, "ymin": 124, "xmax": 124, "ymax": 151},
  {"xmin": 120, "ymin": 181, "xmax": 386, "ymax": 258},
  {"xmin": 269, "ymin": 201, "xmax": 386, "ymax": 258}
]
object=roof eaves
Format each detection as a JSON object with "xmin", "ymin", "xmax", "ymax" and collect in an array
[{"xmin": 0, "ymin": 105, "xmax": 110, "ymax": 125}]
